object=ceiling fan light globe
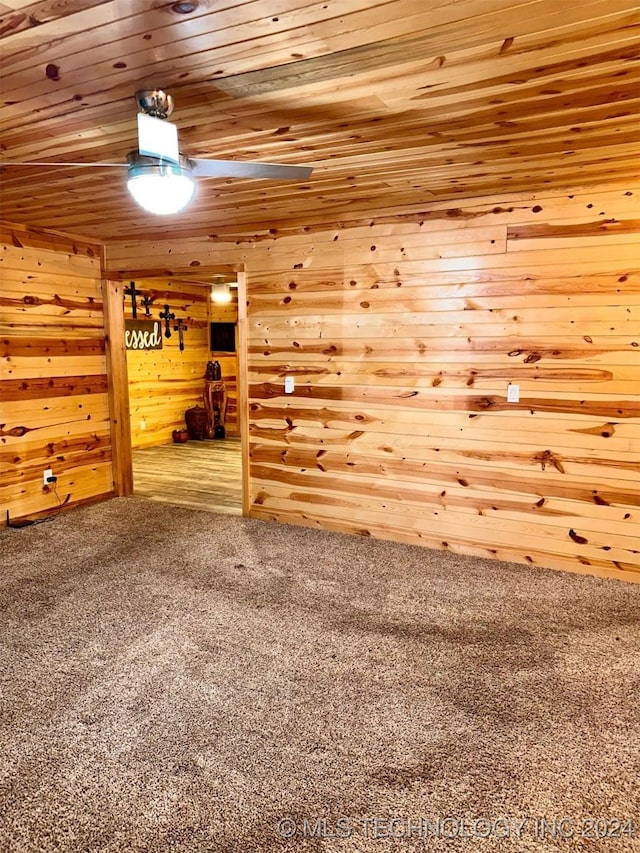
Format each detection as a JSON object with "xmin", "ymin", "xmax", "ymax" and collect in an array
[{"xmin": 126, "ymin": 157, "xmax": 195, "ymax": 215}]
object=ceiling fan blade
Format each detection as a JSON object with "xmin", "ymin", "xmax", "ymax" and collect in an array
[
  {"xmin": 0, "ymin": 161, "xmax": 125, "ymax": 167},
  {"xmin": 189, "ymin": 158, "xmax": 313, "ymax": 180}
]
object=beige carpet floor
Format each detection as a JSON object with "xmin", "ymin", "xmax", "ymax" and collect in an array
[{"xmin": 0, "ymin": 497, "xmax": 638, "ymax": 852}]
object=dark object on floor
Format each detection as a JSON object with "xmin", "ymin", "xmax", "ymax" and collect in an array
[
  {"xmin": 5, "ymin": 509, "xmax": 57, "ymax": 528},
  {"xmin": 172, "ymin": 428, "xmax": 189, "ymax": 443},
  {"xmin": 204, "ymin": 378, "xmax": 227, "ymax": 439},
  {"xmin": 185, "ymin": 405, "xmax": 207, "ymax": 440},
  {"xmin": 214, "ymin": 423, "xmax": 226, "ymax": 439}
]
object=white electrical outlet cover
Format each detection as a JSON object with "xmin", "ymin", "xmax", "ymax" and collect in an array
[
  {"xmin": 43, "ymin": 468, "xmax": 53, "ymax": 485},
  {"xmin": 284, "ymin": 376, "xmax": 294, "ymax": 393},
  {"xmin": 507, "ymin": 384, "xmax": 520, "ymax": 403}
]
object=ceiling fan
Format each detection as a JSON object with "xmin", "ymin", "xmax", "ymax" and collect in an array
[{"xmin": 1, "ymin": 90, "xmax": 314, "ymax": 215}]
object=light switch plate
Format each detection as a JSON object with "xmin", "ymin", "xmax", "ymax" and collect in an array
[{"xmin": 284, "ymin": 376, "xmax": 294, "ymax": 394}]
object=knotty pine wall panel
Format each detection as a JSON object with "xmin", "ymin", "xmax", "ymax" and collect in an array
[
  {"xmin": 0, "ymin": 222, "xmax": 113, "ymax": 522},
  {"xmin": 105, "ymin": 183, "xmax": 640, "ymax": 582},
  {"xmin": 125, "ymin": 279, "xmax": 211, "ymax": 449}
]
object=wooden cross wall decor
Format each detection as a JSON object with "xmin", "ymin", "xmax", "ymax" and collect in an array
[
  {"xmin": 124, "ymin": 281, "xmax": 139, "ymax": 319},
  {"xmin": 140, "ymin": 294, "xmax": 153, "ymax": 317},
  {"xmin": 160, "ymin": 305, "xmax": 175, "ymax": 338},
  {"xmin": 174, "ymin": 318, "xmax": 188, "ymax": 351}
]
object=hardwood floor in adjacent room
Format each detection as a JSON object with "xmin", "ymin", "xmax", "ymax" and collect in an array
[{"xmin": 132, "ymin": 438, "xmax": 242, "ymax": 515}]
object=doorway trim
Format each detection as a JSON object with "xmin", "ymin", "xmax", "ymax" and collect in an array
[
  {"xmin": 103, "ymin": 276, "xmax": 133, "ymax": 496},
  {"xmin": 102, "ymin": 263, "xmax": 249, "ymax": 513},
  {"xmin": 235, "ymin": 269, "xmax": 251, "ymax": 516}
]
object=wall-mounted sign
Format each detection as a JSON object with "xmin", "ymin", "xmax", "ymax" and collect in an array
[{"xmin": 125, "ymin": 319, "xmax": 163, "ymax": 351}]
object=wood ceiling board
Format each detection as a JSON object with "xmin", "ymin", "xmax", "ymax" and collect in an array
[
  {"xmin": 0, "ymin": 0, "xmax": 46, "ymax": 9},
  {"xmin": 1, "ymin": 0, "xmax": 638, "ymax": 240},
  {"xmin": 0, "ymin": 0, "xmax": 117, "ymax": 40},
  {"xmin": 3, "ymin": 0, "xmax": 486, "ymax": 84},
  {"xmin": 1, "ymin": 19, "xmax": 634, "ymax": 122},
  {"xmin": 1, "ymin": 0, "xmax": 627, "ymax": 109}
]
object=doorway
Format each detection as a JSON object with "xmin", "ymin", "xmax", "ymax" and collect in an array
[{"xmin": 104, "ymin": 268, "xmax": 249, "ymax": 516}]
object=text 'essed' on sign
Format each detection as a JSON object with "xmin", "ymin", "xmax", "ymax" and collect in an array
[{"xmin": 125, "ymin": 319, "xmax": 163, "ymax": 350}]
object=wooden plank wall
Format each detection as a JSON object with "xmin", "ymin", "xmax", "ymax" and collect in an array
[
  {"xmin": 125, "ymin": 278, "xmax": 211, "ymax": 449},
  {"xmin": 106, "ymin": 182, "xmax": 640, "ymax": 582},
  {"xmin": 0, "ymin": 222, "xmax": 114, "ymax": 522},
  {"xmin": 210, "ymin": 289, "xmax": 239, "ymax": 435}
]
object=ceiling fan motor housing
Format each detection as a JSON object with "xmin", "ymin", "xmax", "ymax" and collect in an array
[{"xmin": 126, "ymin": 151, "xmax": 193, "ymax": 175}]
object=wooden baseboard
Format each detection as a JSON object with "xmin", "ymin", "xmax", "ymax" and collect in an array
[
  {"xmin": 2, "ymin": 491, "xmax": 116, "ymax": 529},
  {"xmin": 248, "ymin": 508, "xmax": 640, "ymax": 586}
]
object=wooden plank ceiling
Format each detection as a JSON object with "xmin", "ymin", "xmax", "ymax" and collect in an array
[{"xmin": 0, "ymin": 0, "xmax": 638, "ymax": 242}]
